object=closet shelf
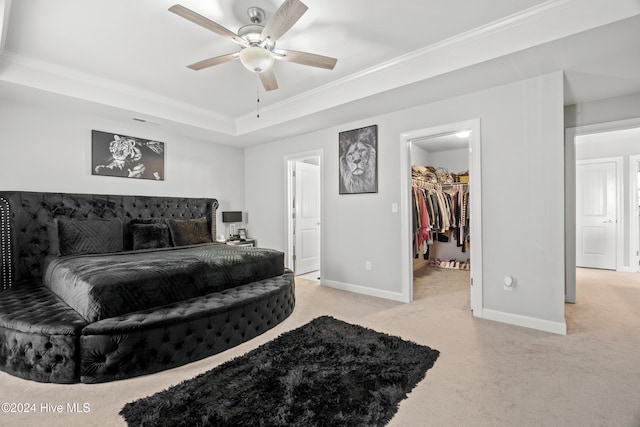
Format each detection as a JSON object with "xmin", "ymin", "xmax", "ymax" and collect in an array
[{"xmin": 411, "ymin": 178, "xmax": 468, "ymax": 191}]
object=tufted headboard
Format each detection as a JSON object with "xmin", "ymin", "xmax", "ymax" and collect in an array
[{"xmin": 0, "ymin": 191, "xmax": 219, "ymax": 291}]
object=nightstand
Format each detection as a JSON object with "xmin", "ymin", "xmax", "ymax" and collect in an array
[{"xmin": 226, "ymin": 239, "xmax": 256, "ymax": 247}]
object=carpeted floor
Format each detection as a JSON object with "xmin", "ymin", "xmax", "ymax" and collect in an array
[
  {"xmin": 1, "ymin": 267, "xmax": 639, "ymax": 426},
  {"xmin": 120, "ymin": 316, "xmax": 439, "ymax": 426}
]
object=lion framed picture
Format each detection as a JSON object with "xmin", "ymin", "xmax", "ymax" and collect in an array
[{"xmin": 338, "ymin": 124, "xmax": 378, "ymax": 194}]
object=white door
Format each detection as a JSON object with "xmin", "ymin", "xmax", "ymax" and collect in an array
[
  {"xmin": 576, "ymin": 160, "xmax": 617, "ymax": 269},
  {"xmin": 294, "ymin": 161, "xmax": 320, "ymax": 274}
]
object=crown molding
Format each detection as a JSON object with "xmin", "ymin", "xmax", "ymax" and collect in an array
[
  {"xmin": 235, "ymin": 0, "xmax": 640, "ymax": 134},
  {"xmin": 0, "ymin": 49, "xmax": 237, "ymax": 135},
  {"xmin": 1, "ymin": 0, "xmax": 638, "ymax": 140}
]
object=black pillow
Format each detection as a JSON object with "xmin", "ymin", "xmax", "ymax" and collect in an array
[
  {"xmin": 167, "ymin": 217, "xmax": 212, "ymax": 246},
  {"xmin": 131, "ymin": 222, "xmax": 171, "ymax": 250},
  {"xmin": 57, "ymin": 218, "xmax": 123, "ymax": 256}
]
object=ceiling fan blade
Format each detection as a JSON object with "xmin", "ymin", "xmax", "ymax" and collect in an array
[
  {"xmin": 259, "ymin": 69, "xmax": 279, "ymax": 91},
  {"xmin": 169, "ymin": 4, "xmax": 247, "ymax": 46},
  {"xmin": 261, "ymin": 0, "xmax": 308, "ymax": 42},
  {"xmin": 187, "ymin": 52, "xmax": 240, "ymax": 70},
  {"xmin": 274, "ymin": 49, "xmax": 337, "ymax": 70}
]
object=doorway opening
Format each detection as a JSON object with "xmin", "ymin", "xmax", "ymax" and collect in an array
[
  {"xmin": 285, "ymin": 150, "xmax": 323, "ymax": 282},
  {"xmin": 411, "ymin": 132, "xmax": 471, "ymax": 301},
  {"xmin": 631, "ymin": 155, "xmax": 640, "ymax": 272},
  {"xmin": 565, "ymin": 119, "xmax": 640, "ymax": 303},
  {"xmin": 400, "ymin": 119, "xmax": 483, "ymax": 316}
]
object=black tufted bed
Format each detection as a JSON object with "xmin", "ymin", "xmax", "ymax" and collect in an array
[{"xmin": 0, "ymin": 191, "xmax": 295, "ymax": 383}]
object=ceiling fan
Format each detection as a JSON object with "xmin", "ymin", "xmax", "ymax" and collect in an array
[{"xmin": 169, "ymin": 0, "xmax": 337, "ymax": 92}]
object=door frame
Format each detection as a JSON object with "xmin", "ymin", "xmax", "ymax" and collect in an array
[
  {"xmin": 629, "ymin": 154, "xmax": 640, "ymax": 272},
  {"xmin": 565, "ymin": 117, "xmax": 640, "ymax": 303},
  {"xmin": 284, "ymin": 150, "xmax": 324, "ymax": 278},
  {"xmin": 575, "ymin": 157, "xmax": 623, "ymax": 270},
  {"xmin": 399, "ymin": 118, "xmax": 483, "ymax": 316}
]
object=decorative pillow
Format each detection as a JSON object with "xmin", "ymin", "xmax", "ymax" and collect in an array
[
  {"xmin": 125, "ymin": 218, "xmax": 167, "ymax": 249},
  {"xmin": 57, "ymin": 218, "xmax": 123, "ymax": 256},
  {"xmin": 130, "ymin": 222, "xmax": 171, "ymax": 250},
  {"xmin": 167, "ymin": 217, "xmax": 212, "ymax": 246}
]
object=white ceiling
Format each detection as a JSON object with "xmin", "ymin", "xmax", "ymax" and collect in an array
[
  {"xmin": 1, "ymin": 0, "xmax": 639, "ymax": 147},
  {"xmin": 413, "ymin": 133, "xmax": 470, "ymax": 154}
]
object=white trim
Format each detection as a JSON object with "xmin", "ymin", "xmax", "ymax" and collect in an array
[
  {"xmin": 483, "ymin": 309, "xmax": 567, "ymax": 335},
  {"xmin": 0, "ymin": 0, "xmax": 12, "ymax": 51},
  {"xmin": 569, "ymin": 117, "xmax": 640, "ymax": 137},
  {"xmin": 630, "ymin": 154, "xmax": 640, "ymax": 273},
  {"xmin": 399, "ymin": 119, "xmax": 483, "ymax": 315},
  {"xmin": 235, "ymin": 0, "xmax": 640, "ymax": 134},
  {"xmin": 322, "ymin": 279, "xmax": 406, "ymax": 303},
  {"xmin": 283, "ymin": 150, "xmax": 324, "ymax": 279},
  {"xmin": 3, "ymin": 0, "xmax": 637, "ymax": 138},
  {"xmin": 565, "ymin": 117, "xmax": 640, "ymax": 303},
  {"xmin": 576, "ymin": 157, "xmax": 624, "ymax": 271}
]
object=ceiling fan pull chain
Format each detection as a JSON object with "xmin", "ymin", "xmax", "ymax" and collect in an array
[{"xmin": 256, "ymin": 74, "xmax": 261, "ymax": 118}]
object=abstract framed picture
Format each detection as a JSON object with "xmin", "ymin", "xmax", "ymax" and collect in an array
[
  {"xmin": 91, "ymin": 130, "xmax": 164, "ymax": 180},
  {"xmin": 338, "ymin": 124, "xmax": 378, "ymax": 194}
]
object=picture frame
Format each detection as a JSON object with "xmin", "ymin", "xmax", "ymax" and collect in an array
[
  {"xmin": 92, "ymin": 130, "xmax": 165, "ymax": 180},
  {"xmin": 238, "ymin": 228, "xmax": 247, "ymax": 240},
  {"xmin": 338, "ymin": 124, "xmax": 378, "ymax": 194}
]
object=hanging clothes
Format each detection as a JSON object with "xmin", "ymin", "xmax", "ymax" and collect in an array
[{"xmin": 411, "ymin": 175, "xmax": 469, "ymax": 259}]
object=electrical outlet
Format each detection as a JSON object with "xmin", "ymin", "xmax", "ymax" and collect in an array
[{"xmin": 365, "ymin": 261, "xmax": 372, "ymax": 271}]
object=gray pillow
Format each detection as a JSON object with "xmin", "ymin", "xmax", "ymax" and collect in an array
[
  {"xmin": 167, "ymin": 217, "xmax": 212, "ymax": 246},
  {"xmin": 57, "ymin": 218, "xmax": 123, "ymax": 256},
  {"xmin": 131, "ymin": 222, "xmax": 171, "ymax": 250}
]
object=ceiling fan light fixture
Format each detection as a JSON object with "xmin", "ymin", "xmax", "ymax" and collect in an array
[{"xmin": 240, "ymin": 46, "xmax": 274, "ymax": 73}]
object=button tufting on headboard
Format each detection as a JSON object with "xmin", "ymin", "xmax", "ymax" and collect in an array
[
  {"xmin": 0, "ymin": 197, "xmax": 12, "ymax": 291},
  {"xmin": 0, "ymin": 192, "xmax": 219, "ymax": 289}
]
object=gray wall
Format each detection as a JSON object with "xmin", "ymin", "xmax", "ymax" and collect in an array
[
  {"xmin": 0, "ymin": 92, "xmax": 246, "ymax": 236},
  {"xmin": 245, "ymin": 71, "xmax": 566, "ymax": 329},
  {"xmin": 565, "ymin": 92, "xmax": 640, "ymax": 129}
]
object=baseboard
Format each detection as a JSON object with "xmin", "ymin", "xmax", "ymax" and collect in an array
[
  {"xmin": 482, "ymin": 309, "xmax": 567, "ymax": 335},
  {"xmin": 617, "ymin": 266, "xmax": 638, "ymax": 273},
  {"xmin": 322, "ymin": 279, "xmax": 407, "ymax": 303}
]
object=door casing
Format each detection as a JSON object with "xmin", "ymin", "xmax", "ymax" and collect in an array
[
  {"xmin": 399, "ymin": 118, "xmax": 483, "ymax": 316},
  {"xmin": 284, "ymin": 150, "xmax": 324, "ymax": 278}
]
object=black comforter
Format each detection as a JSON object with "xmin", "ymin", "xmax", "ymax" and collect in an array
[{"xmin": 43, "ymin": 243, "xmax": 284, "ymax": 322}]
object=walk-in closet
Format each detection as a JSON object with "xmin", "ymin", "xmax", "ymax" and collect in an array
[{"xmin": 410, "ymin": 132, "xmax": 471, "ymax": 300}]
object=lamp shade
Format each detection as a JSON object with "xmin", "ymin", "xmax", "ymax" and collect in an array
[
  {"xmin": 239, "ymin": 46, "xmax": 274, "ymax": 73},
  {"xmin": 222, "ymin": 211, "xmax": 243, "ymax": 223}
]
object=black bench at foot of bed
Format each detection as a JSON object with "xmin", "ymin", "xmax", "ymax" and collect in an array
[{"xmin": 0, "ymin": 271, "xmax": 295, "ymax": 384}]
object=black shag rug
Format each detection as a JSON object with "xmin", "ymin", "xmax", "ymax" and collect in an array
[{"xmin": 120, "ymin": 316, "xmax": 439, "ymax": 426}]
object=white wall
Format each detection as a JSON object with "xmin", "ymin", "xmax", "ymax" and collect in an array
[
  {"xmin": 576, "ymin": 127, "xmax": 640, "ymax": 268},
  {"xmin": 0, "ymin": 93, "xmax": 245, "ymax": 235},
  {"xmin": 245, "ymin": 71, "xmax": 566, "ymax": 332},
  {"xmin": 410, "ymin": 145, "xmax": 430, "ymax": 167},
  {"xmin": 428, "ymin": 148, "xmax": 469, "ymax": 175}
]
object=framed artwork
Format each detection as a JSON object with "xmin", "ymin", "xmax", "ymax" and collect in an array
[
  {"xmin": 92, "ymin": 130, "xmax": 165, "ymax": 180},
  {"xmin": 238, "ymin": 228, "xmax": 247, "ymax": 240},
  {"xmin": 338, "ymin": 124, "xmax": 378, "ymax": 194}
]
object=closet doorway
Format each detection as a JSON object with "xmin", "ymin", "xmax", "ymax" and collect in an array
[{"xmin": 400, "ymin": 119, "xmax": 483, "ymax": 317}]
